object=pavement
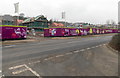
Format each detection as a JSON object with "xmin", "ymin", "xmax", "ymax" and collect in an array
[{"xmin": 1, "ymin": 34, "xmax": 118, "ymax": 77}]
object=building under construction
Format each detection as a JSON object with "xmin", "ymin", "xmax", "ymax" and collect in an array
[{"xmin": 22, "ymin": 15, "xmax": 49, "ymax": 32}]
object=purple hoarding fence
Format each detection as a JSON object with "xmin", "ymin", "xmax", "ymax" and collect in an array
[
  {"xmin": 44, "ymin": 28, "xmax": 120, "ymax": 37},
  {"xmin": 0, "ymin": 25, "xmax": 27, "ymax": 40}
]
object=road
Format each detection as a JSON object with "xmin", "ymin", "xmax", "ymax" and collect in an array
[{"xmin": 2, "ymin": 34, "xmax": 118, "ymax": 77}]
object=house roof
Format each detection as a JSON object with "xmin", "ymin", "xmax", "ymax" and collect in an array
[
  {"xmin": 22, "ymin": 15, "xmax": 47, "ymax": 23},
  {"xmin": 22, "ymin": 17, "xmax": 32, "ymax": 23},
  {"xmin": 52, "ymin": 23, "xmax": 64, "ymax": 27}
]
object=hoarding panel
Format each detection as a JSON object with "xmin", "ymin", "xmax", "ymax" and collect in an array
[{"xmin": 1, "ymin": 26, "xmax": 27, "ymax": 39}]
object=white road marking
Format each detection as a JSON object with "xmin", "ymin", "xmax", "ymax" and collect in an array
[
  {"xmin": 4, "ymin": 45, "xmax": 16, "ymax": 48},
  {"xmin": 55, "ymin": 55, "xmax": 64, "ymax": 58},
  {"xmin": 12, "ymin": 68, "xmax": 28, "ymax": 75},
  {"xmin": 28, "ymin": 63, "xmax": 31, "ymax": 65},
  {"xmin": 7, "ymin": 43, "xmax": 109, "ymax": 77},
  {"xmin": 44, "ymin": 58, "xmax": 48, "ymax": 61},
  {"xmin": 86, "ymin": 48, "xmax": 91, "ymax": 50},
  {"xmin": 74, "ymin": 50, "xmax": 79, "ymax": 53},
  {"xmin": 24, "ymin": 64, "xmax": 40, "ymax": 77},
  {"xmin": 91, "ymin": 47, "xmax": 95, "ymax": 49},
  {"xmin": 4, "ymin": 46, "xmax": 11, "ymax": 48},
  {"xmin": 95, "ymin": 46, "xmax": 99, "ymax": 48},
  {"xmin": 9, "ymin": 64, "xmax": 25, "ymax": 70},
  {"xmin": 9, "ymin": 64, "xmax": 40, "ymax": 77},
  {"xmin": 0, "ymin": 75, "xmax": 5, "ymax": 78},
  {"xmin": 29, "ymin": 61, "xmax": 41, "ymax": 65},
  {"xmin": 80, "ymin": 49, "xmax": 85, "ymax": 51},
  {"xmin": 2, "ymin": 75, "xmax": 5, "ymax": 77},
  {"xmin": 103, "ymin": 44, "xmax": 106, "ymax": 46},
  {"xmin": 55, "ymin": 55, "xmax": 60, "ymax": 58},
  {"xmin": 8, "ymin": 43, "xmax": 108, "ymax": 75},
  {"xmin": 66, "ymin": 52, "xmax": 73, "ymax": 55}
]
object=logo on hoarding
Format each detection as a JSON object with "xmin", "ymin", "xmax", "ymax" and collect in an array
[
  {"xmin": 80, "ymin": 30, "xmax": 83, "ymax": 35},
  {"xmin": 70, "ymin": 30, "xmax": 77, "ymax": 35},
  {"xmin": 106, "ymin": 30, "xmax": 112, "ymax": 32},
  {"xmin": 14, "ymin": 28, "xmax": 27, "ymax": 38},
  {"xmin": 64, "ymin": 29, "xmax": 69, "ymax": 36},
  {"xmin": 22, "ymin": 28, "xmax": 27, "ymax": 38},
  {"xmin": 90, "ymin": 28, "xmax": 93, "ymax": 34},
  {"xmin": 0, "ymin": 33, "xmax": 1, "ymax": 38},
  {"xmin": 65, "ymin": 29, "xmax": 69, "ymax": 32},
  {"xmin": 102, "ymin": 30, "xmax": 105, "ymax": 33},
  {"xmin": 14, "ymin": 28, "xmax": 21, "ymax": 34},
  {"xmin": 49, "ymin": 29, "xmax": 56, "ymax": 36},
  {"xmin": 97, "ymin": 30, "xmax": 99, "ymax": 33},
  {"xmin": 84, "ymin": 30, "xmax": 87, "ymax": 35},
  {"xmin": 76, "ymin": 29, "xmax": 80, "ymax": 34}
]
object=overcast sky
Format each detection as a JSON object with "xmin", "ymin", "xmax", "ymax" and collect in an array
[{"xmin": 0, "ymin": 0, "xmax": 119, "ymax": 24}]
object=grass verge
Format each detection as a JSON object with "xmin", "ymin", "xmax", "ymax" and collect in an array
[{"xmin": 109, "ymin": 33, "xmax": 120, "ymax": 52}]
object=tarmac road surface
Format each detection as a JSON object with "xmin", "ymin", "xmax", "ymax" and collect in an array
[{"xmin": 2, "ymin": 34, "xmax": 118, "ymax": 77}]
